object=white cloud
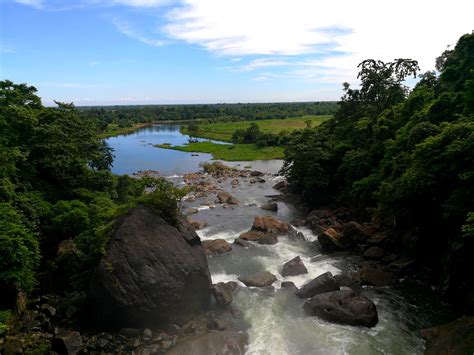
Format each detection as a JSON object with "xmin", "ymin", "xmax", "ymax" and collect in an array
[
  {"xmin": 14, "ymin": 0, "xmax": 43, "ymax": 8},
  {"xmin": 112, "ymin": 19, "xmax": 167, "ymax": 47},
  {"xmin": 107, "ymin": 0, "xmax": 171, "ymax": 7},
  {"xmin": 164, "ymin": 0, "xmax": 474, "ymax": 81}
]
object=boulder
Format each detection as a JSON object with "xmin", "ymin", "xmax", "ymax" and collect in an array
[
  {"xmin": 363, "ymin": 246, "xmax": 385, "ymax": 259},
  {"xmin": 238, "ymin": 271, "xmax": 277, "ymax": 287},
  {"xmin": 272, "ymin": 180, "xmax": 288, "ymax": 192},
  {"xmin": 296, "ymin": 272, "xmax": 340, "ymax": 299},
  {"xmin": 258, "ymin": 234, "xmax": 278, "ymax": 245},
  {"xmin": 354, "ymin": 266, "xmax": 395, "ymax": 287},
  {"xmin": 250, "ymin": 171, "xmax": 264, "ymax": 176},
  {"xmin": 239, "ymin": 216, "xmax": 293, "ymax": 242},
  {"xmin": 250, "ymin": 177, "xmax": 266, "ymax": 184},
  {"xmin": 231, "ymin": 179, "xmax": 239, "ymax": 186},
  {"xmin": 421, "ymin": 317, "xmax": 474, "ymax": 355},
  {"xmin": 202, "ymin": 239, "xmax": 232, "ymax": 256},
  {"xmin": 212, "ymin": 282, "xmax": 237, "ymax": 307},
  {"xmin": 341, "ymin": 222, "xmax": 372, "ymax": 244},
  {"xmin": 87, "ymin": 205, "xmax": 212, "ymax": 328},
  {"xmin": 281, "ymin": 281, "xmax": 299, "ymax": 294},
  {"xmin": 233, "ymin": 237, "xmax": 252, "ymax": 248},
  {"xmin": 239, "ymin": 230, "xmax": 266, "ymax": 242},
  {"xmin": 281, "ymin": 256, "xmax": 308, "ymax": 277},
  {"xmin": 317, "ymin": 228, "xmax": 352, "ymax": 252},
  {"xmin": 167, "ymin": 330, "xmax": 248, "ymax": 355},
  {"xmin": 260, "ymin": 202, "xmax": 278, "ymax": 212},
  {"xmin": 252, "ymin": 216, "xmax": 290, "ymax": 235},
  {"xmin": 303, "ymin": 290, "xmax": 378, "ymax": 327},
  {"xmin": 216, "ymin": 192, "xmax": 239, "ymax": 205},
  {"xmin": 52, "ymin": 330, "xmax": 83, "ymax": 355}
]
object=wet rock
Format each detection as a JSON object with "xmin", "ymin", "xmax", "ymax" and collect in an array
[
  {"xmin": 303, "ymin": 290, "xmax": 378, "ymax": 327},
  {"xmin": 231, "ymin": 179, "xmax": 239, "ymax": 186},
  {"xmin": 296, "ymin": 272, "xmax": 340, "ymax": 299},
  {"xmin": 167, "ymin": 330, "xmax": 248, "ymax": 355},
  {"xmin": 250, "ymin": 171, "xmax": 264, "ymax": 177},
  {"xmin": 281, "ymin": 256, "xmax": 308, "ymax": 277},
  {"xmin": 260, "ymin": 202, "xmax": 278, "ymax": 212},
  {"xmin": 289, "ymin": 231, "xmax": 306, "ymax": 242},
  {"xmin": 212, "ymin": 282, "xmax": 236, "ymax": 307},
  {"xmin": 250, "ymin": 177, "xmax": 266, "ymax": 184},
  {"xmin": 52, "ymin": 329, "xmax": 83, "ymax": 355},
  {"xmin": 202, "ymin": 239, "xmax": 232, "ymax": 256},
  {"xmin": 421, "ymin": 317, "xmax": 474, "ymax": 355},
  {"xmin": 291, "ymin": 218, "xmax": 306, "ymax": 227},
  {"xmin": 252, "ymin": 216, "xmax": 291, "ymax": 235},
  {"xmin": 258, "ymin": 234, "xmax": 278, "ymax": 245},
  {"xmin": 273, "ymin": 180, "xmax": 288, "ymax": 192},
  {"xmin": 354, "ymin": 266, "xmax": 395, "ymax": 287},
  {"xmin": 281, "ymin": 281, "xmax": 299, "ymax": 294},
  {"xmin": 188, "ymin": 219, "xmax": 208, "ymax": 230},
  {"xmin": 387, "ymin": 258, "xmax": 416, "ymax": 274},
  {"xmin": 239, "ymin": 230, "xmax": 266, "ymax": 242},
  {"xmin": 233, "ymin": 237, "xmax": 252, "ymax": 248},
  {"xmin": 40, "ymin": 304, "xmax": 56, "ymax": 318},
  {"xmin": 317, "ymin": 228, "xmax": 352, "ymax": 252},
  {"xmin": 216, "ymin": 191, "xmax": 239, "ymax": 205},
  {"xmin": 238, "ymin": 271, "xmax": 277, "ymax": 287},
  {"xmin": 87, "ymin": 205, "xmax": 212, "ymax": 328},
  {"xmin": 367, "ymin": 233, "xmax": 388, "ymax": 245},
  {"xmin": 363, "ymin": 246, "xmax": 385, "ymax": 259},
  {"xmin": 334, "ymin": 274, "xmax": 363, "ymax": 294}
]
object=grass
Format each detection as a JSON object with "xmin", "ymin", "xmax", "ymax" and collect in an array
[
  {"xmin": 181, "ymin": 115, "xmax": 331, "ymax": 141},
  {"xmin": 155, "ymin": 141, "xmax": 285, "ymax": 161}
]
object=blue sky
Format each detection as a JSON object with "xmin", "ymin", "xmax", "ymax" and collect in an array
[{"xmin": 1, "ymin": 0, "xmax": 473, "ymax": 106}]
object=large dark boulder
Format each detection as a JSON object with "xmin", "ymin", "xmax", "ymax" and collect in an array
[
  {"xmin": 303, "ymin": 290, "xmax": 378, "ymax": 327},
  {"xmin": 87, "ymin": 205, "xmax": 212, "ymax": 329},
  {"xmin": 317, "ymin": 228, "xmax": 352, "ymax": 252},
  {"xmin": 421, "ymin": 317, "xmax": 474, "ymax": 355},
  {"xmin": 296, "ymin": 272, "xmax": 340, "ymax": 299}
]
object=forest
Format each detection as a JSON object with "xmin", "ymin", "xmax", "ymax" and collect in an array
[{"xmin": 283, "ymin": 33, "xmax": 474, "ymax": 311}]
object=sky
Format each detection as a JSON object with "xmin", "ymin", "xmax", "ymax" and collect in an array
[{"xmin": 1, "ymin": 0, "xmax": 473, "ymax": 106}]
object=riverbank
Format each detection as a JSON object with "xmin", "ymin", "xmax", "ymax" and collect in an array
[{"xmin": 180, "ymin": 115, "xmax": 331, "ymax": 142}]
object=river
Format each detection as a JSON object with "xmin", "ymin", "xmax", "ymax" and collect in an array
[{"xmin": 106, "ymin": 124, "xmax": 452, "ymax": 354}]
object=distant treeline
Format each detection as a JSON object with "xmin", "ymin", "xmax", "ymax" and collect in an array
[{"xmin": 79, "ymin": 102, "xmax": 338, "ymax": 131}]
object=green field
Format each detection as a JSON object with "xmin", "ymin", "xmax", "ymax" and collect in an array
[
  {"xmin": 180, "ymin": 115, "xmax": 330, "ymax": 141},
  {"xmin": 155, "ymin": 142, "xmax": 285, "ymax": 161}
]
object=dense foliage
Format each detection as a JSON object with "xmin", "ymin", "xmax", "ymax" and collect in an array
[
  {"xmin": 283, "ymin": 34, "xmax": 474, "ymax": 301},
  {"xmin": 81, "ymin": 101, "xmax": 338, "ymax": 135},
  {"xmin": 0, "ymin": 82, "xmax": 184, "ymax": 308}
]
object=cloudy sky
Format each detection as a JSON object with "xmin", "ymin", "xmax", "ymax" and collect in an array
[{"xmin": 1, "ymin": 0, "xmax": 473, "ymax": 105}]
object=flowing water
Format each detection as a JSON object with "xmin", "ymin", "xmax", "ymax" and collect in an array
[{"xmin": 107, "ymin": 124, "xmax": 453, "ymax": 355}]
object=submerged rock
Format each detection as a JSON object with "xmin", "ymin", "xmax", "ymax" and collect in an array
[
  {"xmin": 281, "ymin": 256, "xmax": 308, "ymax": 277},
  {"xmin": 260, "ymin": 202, "xmax": 278, "ymax": 212},
  {"xmin": 303, "ymin": 290, "xmax": 378, "ymax": 327},
  {"xmin": 202, "ymin": 239, "xmax": 232, "ymax": 256},
  {"xmin": 296, "ymin": 272, "xmax": 340, "ymax": 299},
  {"xmin": 421, "ymin": 317, "xmax": 474, "ymax": 355},
  {"xmin": 238, "ymin": 271, "xmax": 277, "ymax": 287},
  {"xmin": 167, "ymin": 330, "xmax": 248, "ymax": 355},
  {"xmin": 258, "ymin": 234, "xmax": 278, "ymax": 245},
  {"xmin": 87, "ymin": 205, "xmax": 212, "ymax": 328},
  {"xmin": 233, "ymin": 237, "xmax": 253, "ymax": 248},
  {"xmin": 281, "ymin": 281, "xmax": 299, "ymax": 294}
]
